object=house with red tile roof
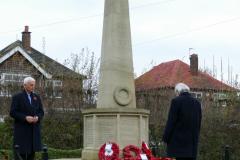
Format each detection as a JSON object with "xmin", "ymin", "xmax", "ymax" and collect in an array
[
  {"xmin": 135, "ymin": 54, "xmax": 237, "ymax": 126},
  {"xmin": 135, "ymin": 54, "xmax": 234, "ymax": 92}
]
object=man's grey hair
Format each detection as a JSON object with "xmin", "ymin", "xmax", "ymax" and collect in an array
[
  {"xmin": 175, "ymin": 83, "xmax": 190, "ymax": 95},
  {"xmin": 23, "ymin": 77, "xmax": 35, "ymax": 85}
]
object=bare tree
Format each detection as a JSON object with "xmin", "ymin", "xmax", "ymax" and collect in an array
[{"xmin": 64, "ymin": 47, "xmax": 100, "ymax": 106}]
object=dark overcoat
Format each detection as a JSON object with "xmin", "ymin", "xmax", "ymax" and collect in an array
[
  {"xmin": 10, "ymin": 90, "xmax": 44, "ymax": 154},
  {"xmin": 162, "ymin": 92, "xmax": 202, "ymax": 158}
]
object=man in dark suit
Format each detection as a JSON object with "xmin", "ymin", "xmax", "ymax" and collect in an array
[
  {"xmin": 162, "ymin": 83, "xmax": 202, "ymax": 160},
  {"xmin": 10, "ymin": 77, "xmax": 44, "ymax": 160}
]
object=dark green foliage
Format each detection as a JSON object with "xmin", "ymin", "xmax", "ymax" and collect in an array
[
  {"xmin": 1, "ymin": 91, "xmax": 240, "ymax": 159},
  {"xmin": 42, "ymin": 112, "xmax": 83, "ymax": 149},
  {"xmin": 149, "ymin": 97, "xmax": 240, "ymax": 160},
  {"xmin": 0, "ymin": 117, "xmax": 13, "ymax": 149},
  {"xmin": 0, "ymin": 111, "xmax": 83, "ymax": 149}
]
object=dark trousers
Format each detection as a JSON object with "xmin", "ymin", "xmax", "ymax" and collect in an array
[
  {"xmin": 176, "ymin": 158, "xmax": 196, "ymax": 160},
  {"xmin": 15, "ymin": 152, "xmax": 35, "ymax": 160}
]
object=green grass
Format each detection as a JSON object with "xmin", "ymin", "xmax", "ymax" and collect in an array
[{"xmin": 0, "ymin": 148, "xmax": 82, "ymax": 159}]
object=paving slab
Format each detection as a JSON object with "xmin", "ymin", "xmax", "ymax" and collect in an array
[{"xmin": 52, "ymin": 159, "xmax": 81, "ymax": 160}]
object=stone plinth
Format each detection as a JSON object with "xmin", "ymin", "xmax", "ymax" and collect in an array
[{"xmin": 81, "ymin": 108, "xmax": 149, "ymax": 160}]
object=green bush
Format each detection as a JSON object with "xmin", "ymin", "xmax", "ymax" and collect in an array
[
  {"xmin": 1, "ymin": 99, "xmax": 239, "ymax": 159},
  {"xmin": 150, "ymin": 101, "xmax": 240, "ymax": 159},
  {"xmin": 42, "ymin": 112, "xmax": 83, "ymax": 149},
  {"xmin": 0, "ymin": 149, "xmax": 9, "ymax": 160},
  {"xmin": 0, "ymin": 112, "xmax": 83, "ymax": 150},
  {"xmin": 0, "ymin": 117, "xmax": 13, "ymax": 149}
]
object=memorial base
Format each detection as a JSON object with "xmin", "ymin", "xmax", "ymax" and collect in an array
[{"xmin": 81, "ymin": 108, "xmax": 149, "ymax": 160}]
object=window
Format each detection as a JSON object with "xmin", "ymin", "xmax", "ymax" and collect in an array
[
  {"xmin": 0, "ymin": 88, "xmax": 11, "ymax": 97},
  {"xmin": 190, "ymin": 92, "xmax": 202, "ymax": 99},
  {"xmin": 237, "ymin": 92, "xmax": 240, "ymax": 97},
  {"xmin": 45, "ymin": 80, "xmax": 63, "ymax": 98},
  {"xmin": 213, "ymin": 93, "xmax": 229, "ymax": 107},
  {"xmin": 83, "ymin": 79, "xmax": 89, "ymax": 90},
  {"xmin": 0, "ymin": 73, "xmax": 30, "ymax": 97},
  {"xmin": 53, "ymin": 80, "xmax": 63, "ymax": 87},
  {"xmin": 0, "ymin": 73, "xmax": 30, "ymax": 85},
  {"xmin": 213, "ymin": 93, "xmax": 227, "ymax": 101},
  {"xmin": 0, "ymin": 116, "xmax": 4, "ymax": 123},
  {"xmin": 220, "ymin": 101, "xmax": 227, "ymax": 107}
]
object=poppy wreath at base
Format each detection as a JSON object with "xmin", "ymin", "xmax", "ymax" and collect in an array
[
  {"xmin": 98, "ymin": 142, "xmax": 120, "ymax": 160},
  {"xmin": 141, "ymin": 141, "xmax": 173, "ymax": 160},
  {"xmin": 141, "ymin": 141, "xmax": 153, "ymax": 159},
  {"xmin": 123, "ymin": 145, "xmax": 142, "ymax": 160}
]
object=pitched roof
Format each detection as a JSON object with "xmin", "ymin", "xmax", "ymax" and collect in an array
[
  {"xmin": 0, "ymin": 40, "xmax": 83, "ymax": 79},
  {"xmin": 135, "ymin": 59, "xmax": 235, "ymax": 91}
]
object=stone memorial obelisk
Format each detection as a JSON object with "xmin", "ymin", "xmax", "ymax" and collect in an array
[{"xmin": 81, "ymin": 0, "xmax": 149, "ymax": 159}]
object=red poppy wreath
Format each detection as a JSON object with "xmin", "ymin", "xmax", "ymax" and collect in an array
[
  {"xmin": 141, "ymin": 141, "xmax": 153, "ymax": 160},
  {"xmin": 123, "ymin": 145, "xmax": 142, "ymax": 160},
  {"xmin": 98, "ymin": 142, "xmax": 120, "ymax": 160}
]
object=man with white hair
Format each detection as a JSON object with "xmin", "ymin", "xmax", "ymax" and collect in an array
[
  {"xmin": 10, "ymin": 76, "xmax": 44, "ymax": 160},
  {"xmin": 162, "ymin": 83, "xmax": 202, "ymax": 160}
]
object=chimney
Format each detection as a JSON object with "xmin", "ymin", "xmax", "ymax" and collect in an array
[
  {"xmin": 190, "ymin": 54, "xmax": 198, "ymax": 76},
  {"xmin": 22, "ymin": 26, "xmax": 31, "ymax": 52}
]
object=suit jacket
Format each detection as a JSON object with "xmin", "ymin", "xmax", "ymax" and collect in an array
[
  {"xmin": 162, "ymin": 92, "xmax": 202, "ymax": 158},
  {"xmin": 10, "ymin": 90, "xmax": 44, "ymax": 153}
]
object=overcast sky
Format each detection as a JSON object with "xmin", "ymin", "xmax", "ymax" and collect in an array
[{"xmin": 0, "ymin": 0, "xmax": 240, "ymax": 84}]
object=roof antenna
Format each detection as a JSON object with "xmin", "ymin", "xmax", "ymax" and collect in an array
[
  {"xmin": 41, "ymin": 37, "xmax": 46, "ymax": 69},
  {"xmin": 221, "ymin": 57, "xmax": 223, "ymax": 82},
  {"xmin": 189, "ymin": 48, "xmax": 194, "ymax": 56},
  {"xmin": 212, "ymin": 55, "xmax": 215, "ymax": 77},
  {"xmin": 42, "ymin": 37, "xmax": 46, "ymax": 54}
]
